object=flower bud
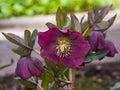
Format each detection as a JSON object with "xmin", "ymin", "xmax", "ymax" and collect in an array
[
  {"xmin": 14, "ymin": 57, "xmax": 43, "ymax": 80},
  {"xmin": 88, "ymin": 31, "xmax": 105, "ymax": 51},
  {"xmin": 104, "ymin": 40, "xmax": 118, "ymax": 57}
]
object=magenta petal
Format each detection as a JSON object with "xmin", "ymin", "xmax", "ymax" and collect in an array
[
  {"xmin": 28, "ymin": 58, "xmax": 43, "ymax": 76},
  {"xmin": 62, "ymin": 32, "xmax": 89, "ymax": 68},
  {"xmin": 14, "ymin": 57, "xmax": 32, "ymax": 80}
]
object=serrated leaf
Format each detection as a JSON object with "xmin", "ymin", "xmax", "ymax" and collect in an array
[
  {"xmin": 46, "ymin": 22, "xmax": 57, "ymax": 29},
  {"xmin": 24, "ymin": 30, "xmax": 31, "ymax": 46},
  {"xmin": 0, "ymin": 59, "xmax": 14, "ymax": 70},
  {"xmin": 18, "ymin": 79, "xmax": 36, "ymax": 88},
  {"xmin": 111, "ymin": 82, "xmax": 120, "ymax": 90},
  {"xmin": 84, "ymin": 50, "xmax": 108, "ymax": 63},
  {"xmin": 2, "ymin": 32, "xmax": 28, "ymax": 48},
  {"xmin": 56, "ymin": 7, "xmax": 67, "ymax": 29},
  {"xmin": 70, "ymin": 13, "xmax": 81, "ymax": 32}
]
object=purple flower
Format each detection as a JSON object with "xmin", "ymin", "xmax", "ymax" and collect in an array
[
  {"xmin": 14, "ymin": 57, "xmax": 43, "ymax": 80},
  {"xmin": 88, "ymin": 31, "xmax": 105, "ymax": 51},
  {"xmin": 104, "ymin": 40, "xmax": 118, "ymax": 57},
  {"xmin": 38, "ymin": 28, "xmax": 89, "ymax": 68}
]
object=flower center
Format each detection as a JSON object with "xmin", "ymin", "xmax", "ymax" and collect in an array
[{"xmin": 56, "ymin": 37, "xmax": 72, "ymax": 57}]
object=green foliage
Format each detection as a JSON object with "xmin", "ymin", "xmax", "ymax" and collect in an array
[{"xmin": 0, "ymin": 0, "xmax": 120, "ymax": 18}]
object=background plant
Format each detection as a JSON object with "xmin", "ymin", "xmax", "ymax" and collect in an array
[{"xmin": 0, "ymin": 0, "xmax": 120, "ymax": 18}]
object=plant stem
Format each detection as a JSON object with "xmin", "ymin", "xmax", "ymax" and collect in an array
[
  {"xmin": 68, "ymin": 68, "xmax": 73, "ymax": 90},
  {"xmin": 33, "ymin": 49, "xmax": 40, "ymax": 55}
]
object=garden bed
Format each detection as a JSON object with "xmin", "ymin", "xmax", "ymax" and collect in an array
[{"xmin": 0, "ymin": 62, "xmax": 120, "ymax": 90}]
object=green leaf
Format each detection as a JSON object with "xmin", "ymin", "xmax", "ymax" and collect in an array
[
  {"xmin": 83, "ymin": 28, "xmax": 92, "ymax": 38},
  {"xmin": 70, "ymin": 13, "xmax": 81, "ymax": 32},
  {"xmin": 41, "ymin": 70, "xmax": 53, "ymax": 90},
  {"xmin": 84, "ymin": 50, "xmax": 109, "ymax": 63},
  {"xmin": 95, "ymin": 5, "xmax": 112, "ymax": 23},
  {"xmin": 88, "ymin": 10, "xmax": 95, "ymax": 26},
  {"xmin": 62, "ymin": 17, "xmax": 71, "ymax": 29},
  {"xmin": 56, "ymin": 7, "xmax": 67, "ymax": 29},
  {"xmin": 0, "ymin": 59, "xmax": 14, "ymax": 70},
  {"xmin": 93, "ymin": 21, "xmax": 110, "ymax": 31},
  {"xmin": 2, "ymin": 32, "xmax": 28, "ymax": 48},
  {"xmin": 30, "ymin": 29, "xmax": 38, "ymax": 47},
  {"xmin": 24, "ymin": 30, "xmax": 31, "ymax": 46},
  {"xmin": 81, "ymin": 21, "xmax": 89, "ymax": 33},
  {"xmin": 111, "ymin": 82, "xmax": 120, "ymax": 90},
  {"xmin": 46, "ymin": 22, "xmax": 57, "ymax": 29},
  {"xmin": 18, "ymin": 79, "xmax": 36, "ymax": 88},
  {"xmin": 12, "ymin": 47, "xmax": 30, "ymax": 57},
  {"xmin": 49, "ymin": 82, "xmax": 58, "ymax": 90}
]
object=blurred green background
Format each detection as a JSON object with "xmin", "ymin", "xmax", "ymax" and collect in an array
[{"xmin": 0, "ymin": 0, "xmax": 120, "ymax": 18}]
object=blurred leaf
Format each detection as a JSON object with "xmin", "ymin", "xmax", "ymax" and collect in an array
[
  {"xmin": 46, "ymin": 22, "xmax": 57, "ymax": 29},
  {"xmin": 88, "ymin": 10, "xmax": 95, "ymax": 27},
  {"xmin": 2, "ymin": 32, "xmax": 29, "ymax": 48},
  {"xmin": 70, "ymin": 13, "xmax": 81, "ymax": 32},
  {"xmin": 0, "ymin": 59, "xmax": 14, "ymax": 70},
  {"xmin": 83, "ymin": 28, "xmax": 92, "ymax": 38},
  {"xmin": 18, "ymin": 79, "xmax": 36, "ymax": 88},
  {"xmin": 111, "ymin": 82, "xmax": 120, "ymax": 90},
  {"xmin": 84, "ymin": 50, "xmax": 109, "ymax": 63},
  {"xmin": 49, "ymin": 82, "xmax": 58, "ymax": 90},
  {"xmin": 24, "ymin": 30, "xmax": 31, "ymax": 46},
  {"xmin": 95, "ymin": 5, "xmax": 112, "ymax": 23},
  {"xmin": 93, "ymin": 21, "xmax": 110, "ymax": 31},
  {"xmin": 81, "ymin": 21, "xmax": 89, "ymax": 32},
  {"xmin": 56, "ymin": 7, "xmax": 67, "ymax": 29}
]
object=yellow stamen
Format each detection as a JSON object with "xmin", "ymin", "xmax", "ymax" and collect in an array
[{"xmin": 56, "ymin": 37, "xmax": 72, "ymax": 57}]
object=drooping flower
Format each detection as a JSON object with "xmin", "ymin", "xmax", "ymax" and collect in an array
[
  {"xmin": 88, "ymin": 31, "xmax": 105, "ymax": 51},
  {"xmin": 38, "ymin": 28, "xmax": 89, "ymax": 68},
  {"xmin": 104, "ymin": 40, "xmax": 118, "ymax": 57},
  {"xmin": 14, "ymin": 57, "xmax": 43, "ymax": 80}
]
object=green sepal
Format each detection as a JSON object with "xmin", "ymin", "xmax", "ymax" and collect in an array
[
  {"xmin": 84, "ymin": 50, "xmax": 109, "ymax": 63},
  {"xmin": 46, "ymin": 22, "xmax": 57, "ymax": 29},
  {"xmin": 18, "ymin": 79, "xmax": 36, "ymax": 88}
]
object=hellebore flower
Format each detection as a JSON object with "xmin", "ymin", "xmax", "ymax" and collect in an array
[
  {"xmin": 38, "ymin": 28, "xmax": 89, "ymax": 68},
  {"xmin": 88, "ymin": 31, "xmax": 105, "ymax": 51},
  {"xmin": 14, "ymin": 57, "xmax": 43, "ymax": 80},
  {"xmin": 104, "ymin": 40, "xmax": 118, "ymax": 57}
]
